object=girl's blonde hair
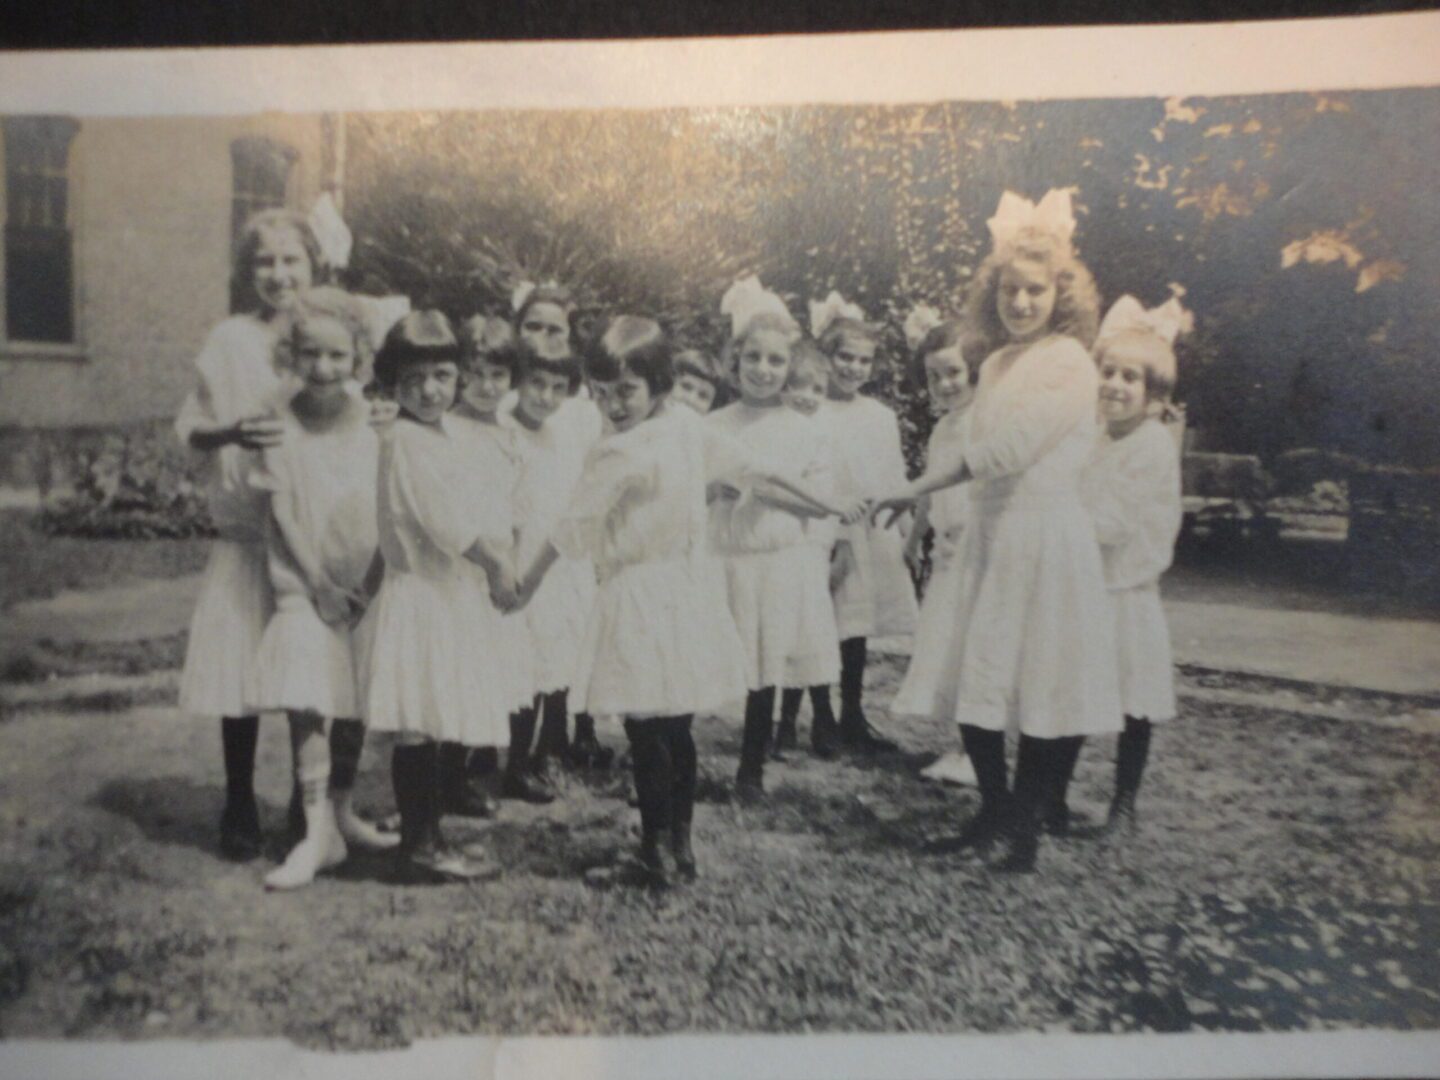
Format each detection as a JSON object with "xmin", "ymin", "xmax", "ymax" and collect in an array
[
  {"xmin": 230, "ymin": 208, "xmax": 330, "ymax": 315},
  {"xmin": 273, "ymin": 286, "xmax": 374, "ymax": 384},
  {"xmin": 963, "ymin": 230, "xmax": 1101, "ymax": 352}
]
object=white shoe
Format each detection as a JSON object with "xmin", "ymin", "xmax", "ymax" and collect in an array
[
  {"xmin": 265, "ymin": 806, "xmax": 347, "ymax": 891},
  {"xmin": 335, "ymin": 797, "xmax": 400, "ymax": 851},
  {"xmin": 921, "ymin": 752, "xmax": 978, "ymax": 788}
]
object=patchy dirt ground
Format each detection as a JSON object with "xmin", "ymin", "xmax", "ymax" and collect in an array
[{"xmin": 1, "ymin": 654, "xmax": 1438, "ymax": 1048}]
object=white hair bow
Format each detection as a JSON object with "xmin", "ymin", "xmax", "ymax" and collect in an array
[
  {"xmin": 510, "ymin": 280, "xmax": 537, "ymax": 314},
  {"xmin": 1096, "ymin": 288, "xmax": 1193, "ymax": 348},
  {"xmin": 986, "ymin": 188, "xmax": 1077, "ymax": 253},
  {"xmin": 307, "ymin": 193, "xmax": 352, "ymax": 271},
  {"xmin": 358, "ymin": 294, "xmax": 412, "ymax": 351},
  {"xmin": 808, "ymin": 290, "xmax": 866, "ymax": 340},
  {"xmin": 903, "ymin": 304, "xmax": 945, "ymax": 351},
  {"xmin": 721, "ymin": 275, "xmax": 794, "ymax": 339}
]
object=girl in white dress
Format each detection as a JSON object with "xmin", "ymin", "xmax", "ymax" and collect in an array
[
  {"xmin": 504, "ymin": 284, "xmax": 608, "ymax": 777},
  {"xmin": 452, "ymin": 317, "xmax": 554, "ymax": 808},
  {"xmin": 244, "ymin": 287, "xmax": 398, "ymax": 890},
  {"xmin": 775, "ymin": 341, "xmax": 845, "ymax": 758},
  {"xmin": 872, "ymin": 190, "xmax": 1121, "ymax": 873},
  {"xmin": 812, "ymin": 292, "xmax": 919, "ymax": 754},
  {"xmin": 708, "ymin": 278, "xmax": 843, "ymax": 798},
  {"xmin": 891, "ymin": 318, "xmax": 983, "ymax": 789},
  {"xmin": 1069, "ymin": 294, "xmax": 1188, "ymax": 837},
  {"xmin": 364, "ymin": 311, "xmax": 529, "ymax": 884},
  {"xmin": 517, "ymin": 316, "xmax": 855, "ymax": 886},
  {"xmin": 174, "ymin": 209, "xmax": 329, "ymax": 860}
]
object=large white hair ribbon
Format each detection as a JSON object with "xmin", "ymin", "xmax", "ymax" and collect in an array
[
  {"xmin": 307, "ymin": 192, "xmax": 353, "ymax": 271},
  {"xmin": 807, "ymin": 290, "xmax": 866, "ymax": 340},
  {"xmin": 986, "ymin": 188, "xmax": 1077, "ymax": 253},
  {"xmin": 721, "ymin": 275, "xmax": 794, "ymax": 339}
]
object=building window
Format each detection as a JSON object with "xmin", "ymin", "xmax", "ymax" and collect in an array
[
  {"xmin": 230, "ymin": 136, "xmax": 298, "ymax": 239},
  {"xmin": 4, "ymin": 116, "xmax": 80, "ymax": 345}
]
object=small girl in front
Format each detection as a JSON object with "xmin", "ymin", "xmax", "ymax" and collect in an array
[
  {"xmin": 174, "ymin": 208, "xmax": 328, "ymax": 860},
  {"xmin": 671, "ymin": 348, "xmax": 726, "ymax": 416},
  {"xmin": 364, "ymin": 311, "xmax": 529, "ymax": 884},
  {"xmin": 890, "ymin": 316, "xmax": 982, "ymax": 789},
  {"xmin": 872, "ymin": 190, "xmax": 1121, "ymax": 873},
  {"xmin": 709, "ymin": 278, "xmax": 843, "ymax": 798},
  {"xmin": 813, "ymin": 293, "xmax": 919, "ymax": 754},
  {"xmin": 1071, "ymin": 294, "xmax": 1188, "ymax": 838},
  {"xmin": 517, "ymin": 316, "xmax": 851, "ymax": 886},
  {"xmin": 245, "ymin": 287, "xmax": 397, "ymax": 890}
]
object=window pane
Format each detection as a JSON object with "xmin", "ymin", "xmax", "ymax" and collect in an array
[{"xmin": 4, "ymin": 117, "xmax": 78, "ymax": 343}]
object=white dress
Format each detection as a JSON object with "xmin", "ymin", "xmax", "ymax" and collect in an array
[
  {"xmin": 553, "ymin": 405, "xmax": 752, "ymax": 719},
  {"xmin": 707, "ymin": 402, "xmax": 841, "ymax": 691},
  {"xmin": 892, "ymin": 407, "xmax": 970, "ymax": 717},
  {"xmin": 817, "ymin": 395, "xmax": 919, "ymax": 640},
  {"xmin": 503, "ymin": 397, "xmax": 602, "ymax": 695},
  {"xmin": 915, "ymin": 336, "xmax": 1121, "ymax": 738},
  {"xmin": 362, "ymin": 415, "xmax": 530, "ymax": 746},
  {"xmin": 246, "ymin": 392, "xmax": 378, "ymax": 720},
  {"xmin": 1082, "ymin": 418, "xmax": 1183, "ymax": 723},
  {"xmin": 173, "ymin": 314, "xmax": 284, "ymax": 718}
]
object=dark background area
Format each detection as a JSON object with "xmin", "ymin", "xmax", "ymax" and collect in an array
[{"xmin": 1, "ymin": 0, "xmax": 1435, "ymax": 49}]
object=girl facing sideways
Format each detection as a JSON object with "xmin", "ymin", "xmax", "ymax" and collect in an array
[
  {"xmin": 363, "ymin": 311, "xmax": 530, "ymax": 884},
  {"xmin": 709, "ymin": 278, "xmax": 843, "ymax": 799},
  {"xmin": 813, "ymin": 292, "xmax": 919, "ymax": 754},
  {"xmin": 245, "ymin": 286, "xmax": 397, "ymax": 890},
  {"xmin": 1069, "ymin": 293, "xmax": 1188, "ymax": 838},
  {"xmin": 174, "ymin": 208, "xmax": 328, "ymax": 860},
  {"xmin": 871, "ymin": 189, "xmax": 1121, "ymax": 873},
  {"xmin": 890, "ymin": 316, "xmax": 984, "ymax": 789},
  {"xmin": 516, "ymin": 316, "xmax": 858, "ymax": 886}
]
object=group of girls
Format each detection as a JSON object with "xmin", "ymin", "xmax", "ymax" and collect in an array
[{"xmin": 177, "ymin": 182, "xmax": 1187, "ymax": 891}]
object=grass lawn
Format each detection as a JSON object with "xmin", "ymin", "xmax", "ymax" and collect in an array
[{"xmin": 2, "ymin": 655, "xmax": 1437, "ymax": 1047}]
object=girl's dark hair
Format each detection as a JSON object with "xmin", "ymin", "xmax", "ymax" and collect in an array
[
  {"xmin": 373, "ymin": 310, "xmax": 461, "ymax": 390},
  {"xmin": 459, "ymin": 315, "xmax": 525, "ymax": 381},
  {"xmin": 517, "ymin": 349, "xmax": 584, "ymax": 394},
  {"xmin": 514, "ymin": 283, "xmax": 577, "ymax": 341},
  {"xmin": 582, "ymin": 315, "xmax": 673, "ymax": 396},
  {"xmin": 674, "ymin": 348, "xmax": 722, "ymax": 388},
  {"xmin": 909, "ymin": 319, "xmax": 985, "ymax": 389},
  {"xmin": 230, "ymin": 208, "xmax": 330, "ymax": 315},
  {"xmin": 963, "ymin": 230, "xmax": 1101, "ymax": 353}
]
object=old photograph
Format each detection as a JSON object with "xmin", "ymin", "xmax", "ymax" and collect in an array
[{"xmin": 1, "ymin": 15, "xmax": 1439, "ymax": 1077}]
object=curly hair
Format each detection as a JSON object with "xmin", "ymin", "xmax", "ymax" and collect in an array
[
  {"xmin": 229, "ymin": 208, "xmax": 330, "ymax": 315},
  {"xmin": 582, "ymin": 315, "xmax": 673, "ymax": 397},
  {"xmin": 962, "ymin": 230, "xmax": 1101, "ymax": 353},
  {"xmin": 272, "ymin": 286, "xmax": 374, "ymax": 385}
]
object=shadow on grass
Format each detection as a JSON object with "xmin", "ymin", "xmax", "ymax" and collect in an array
[{"xmin": 90, "ymin": 776, "xmax": 297, "ymax": 863}]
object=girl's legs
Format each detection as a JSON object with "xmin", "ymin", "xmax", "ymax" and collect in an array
[
  {"xmin": 809, "ymin": 684, "xmax": 839, "ymax": 759},
  {"xmin": 328, "ymin": 719, "xmax": 399, "ymax": 850},
  {"xmin": 995, "ymin": 734, "xmax": 1049, "ymax": 874},
  {"xmin": 571, "ymin": 712, "xmax": 614, "ymax": 769},
  {"xmin": 390, "ymin": 737, "xmax": 497, "ymax": 884},
  {"xmin": 1042, "ymin": 735, "xmax": 1086, "ymax": 836},
  {"xmin": 501, "ymin": 704, "xmax": 556, "ymax": 804},
  {"xmin": 774, "ymin": 689, "xmax": 803, "ymax": 759},
  {"xmin": 1108, "ymin": 716, "xmax": 1153, "ymax": 831},
  {"xmin": 925, "ymin": 724, "xmax": 1008, "ymax": 854},
  {"xmin": 533, "ymin": 690, "xmax": 571, "ymax": 775},
  {"xmin": 624, "ymin": 717, "xmax": 674, "ymax": 883},
  {"xmin": 220, "ymin": 715, "xmax": 262, "ymax": 859},
  {"xmin": 664, "ymin": 715, "xmax": 698, "ymax": 881},
  {"xmin": 265, "ymin": 711, "xmax": 345, "ymax": 891},
  {"xmin": 438, "ymin": 740, "xmax": 496, "ymax": 819},
  {"xmin": 735, "ymin": 687, "xmax": 777, "ymax": 801},
  {"xmin": 837, "ymin": 638, "xmax": 896, "ymax": 754}
]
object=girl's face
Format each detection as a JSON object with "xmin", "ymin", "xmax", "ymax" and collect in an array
[
  {"xmin": 592, "ymin": 372, "xmax": 657, "ymax": 433},
  {"xmin": 252, "ymin": 227, "xmax": 314, "ymax": 314},
  {"xmin": 395, "ymin": 360, "xmax": 459, "ymax": 426},
  {"xmin": 293, "ymin": 316, "xmax": 357, "ymax": 401},
  {"xmin": 782, "ymin": 370, "xmax": 826, "ymax": 417},
  {"xmin": 997, "ymin": 258, "xmax": 1058, "ymax": 343},
  {"xmin": 462, "ymin": 360, "xmax": 513, "ymax": 418},
  {"xmin": 515, "ymin": 368, "xmax": 572, "ymax": 427},
  {"xmin": 519, "ymin": 302, "xmax": 571, "ymax": 360},
  {"xmin": 1098, "ymin": 342, "xmax": 1152, "ymax": 431},
  {"xmin": 828, "ymin": 334, "xmax": 877, "ymax": 398},
  {"xmin": 737, "ymin": 328, "xmax": 793, "ymax": 404},
  {"xmin": 924, "ymin": 346, "xmax": 972, "ymax": 415},
  {"xmin": 672, "ymin": 373, "xmax": 717, "ymax": 415}
]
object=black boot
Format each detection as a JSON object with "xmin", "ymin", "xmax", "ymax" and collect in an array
[
  {"xmin": 219, "ymin": 716, "xmax": 263, "ymax": 861},
  {"xmin": 570, "ymin": 713, "xmax": 614, "ymax": 770},
  {"xmin": 837, "ymin": 638, "xmax": 897, "ymax": 753},
  {"xmin": 923, "ymin": 725, "xmax": 1009, "ymax": 856},
  {"xmin": 501, "ymin": 708, "xmax": 556, "ymax": 804},
  {"xmin": 995, "ymin": 736, "xmax": 1047, "ymax": 874},
  {"xmin": 438, "ymin": 741, "xmax": 496, "ymax": 819},
  {"xmin": 735, "ymin": 688, "xmax": 776, "ymax": 802},
  {"xmin": 1042, "ymin": 736, "xmax": 1086, "ymax": 837},
  {"xmin": 809, "ymin": 685, "xmax": 840, "ymax": 760},
  {"xmin": 667, "ymin": 715, "xmax": 699, "ymax": 882},
  {"xmin": 773, "ymin": 689, "xmax": 802, "ymax": 761},
  {"xmin": 391, "ymin": 742, "xmax": 496, "ymax": 884},
  {"xmin": 1105, "ymin": 717, "xmax": 1152, "ymax": 835},
  {"xmin": 625, "ymin": 718, "xmax": 674, "ymax": 888},
  {"xmin": 533, "ymin": 690, "xmax": 571, "ymax": 777}
]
